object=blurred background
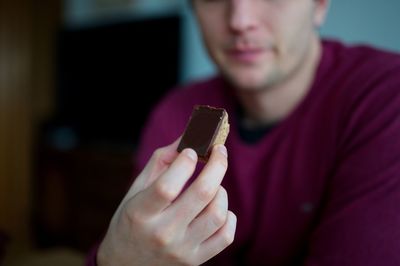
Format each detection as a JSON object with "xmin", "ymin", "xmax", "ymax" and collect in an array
[{"xmin": 1, "ymin": 0, "xmax": 399, "ymax": 265}]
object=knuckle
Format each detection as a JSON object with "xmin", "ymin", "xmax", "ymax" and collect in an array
[
  {"xmin": 154, "ymin": 182, "xmax": 177, "ymax": 202},
  {"xmin": 152, "ymin": 147, "xmax": 164, "ymax": 160},
  {"xmin": 124, "ymin": 210, "xmax": 141, "ymax": 225},
  {"xmin": 219, "ymin": 186, "xmax": 228, "ymax": 199},
  {"xmin": 195, "ymin": 183, "xmax": 214, "ymax": 202},
  {"xmin": 217, "ymin": 187, "xmax": 229, "ymax": 210},
  {"xmin": 209, "ymin": 208, "xmax": 226, "ymax": 229},
  {"xmin": 122, "ymin": 203, "xmax": 145, "ymax": 226},
  {"xmin": 221, "ymin": 229, "xmax": 235, "ymax": 246},
  {"xmin": 151, "ymin": 228, "xmax": 173, "ymax": 248},
  {"xmin": 150, "ymin": 148, "xmax": 168, "ymax": 170}
]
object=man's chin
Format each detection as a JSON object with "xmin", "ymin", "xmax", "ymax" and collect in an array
[{"xmin": 223, "ymin": 71, "xmax": 270, "ymax": 92}]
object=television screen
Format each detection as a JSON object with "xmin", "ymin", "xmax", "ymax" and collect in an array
[{"xmin": 54, "ymin": 15, "xmax": 181, "ymax": 149}]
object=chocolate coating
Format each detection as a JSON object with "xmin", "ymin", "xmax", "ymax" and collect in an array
[{"xmin": 177, "ymin": 105, "xmax": 228, "ymax": 161}]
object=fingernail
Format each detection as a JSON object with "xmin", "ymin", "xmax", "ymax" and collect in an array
[
  {"xmin": 217, "ymin": 145, "xmax": 227, "ymax": 157},
  {"xmin": 184, "ymin": 148, "xmax": 197, "ymax": 161}
]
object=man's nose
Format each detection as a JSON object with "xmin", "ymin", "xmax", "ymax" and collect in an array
[{"xmin": 229, "ymin": 0, "xmax": 259, "ymax": 33}]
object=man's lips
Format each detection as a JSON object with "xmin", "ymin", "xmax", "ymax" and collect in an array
[{"xmin": 227, "ymin": 47, "xmax": 266, "ymax": 63}]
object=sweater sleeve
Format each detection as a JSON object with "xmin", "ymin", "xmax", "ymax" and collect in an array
[{"xmin": 304, "ymin": 68, "xmax": 400, "ymax": 265}]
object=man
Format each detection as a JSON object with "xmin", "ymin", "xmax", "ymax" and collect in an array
[{"xmin": 87, "ymin": 0, "xmax": 400, "ymax": 265}]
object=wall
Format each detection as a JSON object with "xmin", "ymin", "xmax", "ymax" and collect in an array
[
  {"xmin": 64, "ymin": 0, "xmax": 182, "ymax": 27},
  {"xmin": 321, "ymin": 0, "xmax": 400, "ymax": 53}
]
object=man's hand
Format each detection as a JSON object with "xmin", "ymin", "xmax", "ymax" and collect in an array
[{"xmin": 97, "ymin": 138, "xmax": 237, "ymax": 266}]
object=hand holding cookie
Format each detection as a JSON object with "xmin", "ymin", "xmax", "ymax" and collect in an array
[{"xmin": 97, "ymin": 106, "xmax": 236, "ymax": 266}]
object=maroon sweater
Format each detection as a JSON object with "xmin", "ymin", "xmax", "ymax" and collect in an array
[{"xmin": 86, "ymin": 40, "xmax": 400, "ymax": 265}]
